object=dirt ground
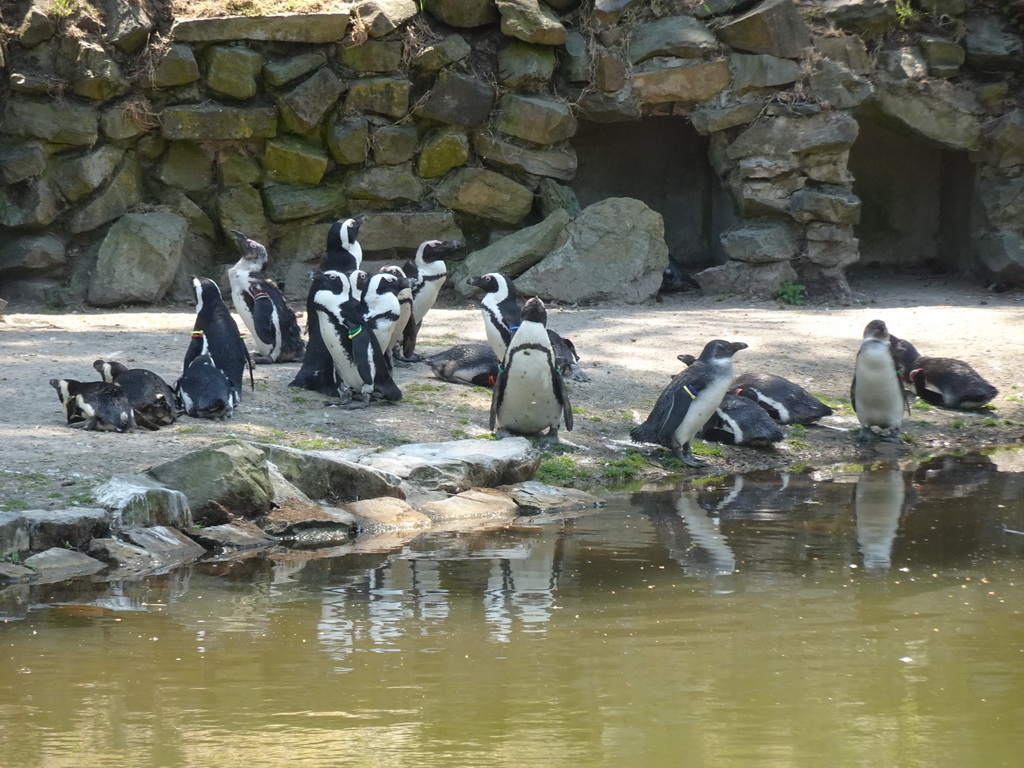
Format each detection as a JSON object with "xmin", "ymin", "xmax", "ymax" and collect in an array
[{"xmin": 2, "ymin": 270, "xmax": 1023, "ymax": 511}]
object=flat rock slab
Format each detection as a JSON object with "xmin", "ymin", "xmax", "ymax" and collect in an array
[
  {"xmin": 187, "ymin": 521, "xmax": 279, "ymax": 551},
  {"xmin": 498, "ymin": 481, "xmax": 604, "ymax": 514},
  {"xmin": 173, "ymin": 13, "xmax": 351, "ymax": 43},
  {"xmin": 343, "ymin": 497, "xmax": 433, "ymax": 533},
  {"xmin": 419, "ymin": 487, "xmax": 520, "ymax": 521},
  {"xmin": 22, "ymin": 548, "xmax": 106, "ymax": 583},
  {"xmin": 122, "ymin": 526, "xmax": 206, "ymax": 565}
]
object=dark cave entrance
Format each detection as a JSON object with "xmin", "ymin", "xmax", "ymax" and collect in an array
[
  {"xmin": 848, "ymin": 118, "xmax": 975, "ymax": 274},
  {"xmin": 570, "ymin": 117, "xmax": 729, "ymax": 271}
]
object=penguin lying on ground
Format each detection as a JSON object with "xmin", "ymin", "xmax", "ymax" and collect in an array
[
  {"xmin": 176, "ymin": 354, "xmax": 235, "ymax": 420},
  {"xmin": 227, "ymin": 230, "xmax": 305, "ymax": 364},
  {"xmin": 428, "ymin": 344, "xmax": 500, "ymax": 387},
  {"xmin": 890, "ymin": 334, "xmax": 998, "ymax": 410},
  {"xmin": 311, "ymin": 269, "xmax": 400, "ymax": 409},
  {"xmin": 676, "ymin": 355, "xmax": 782, "ymax": 447},
  {"xmin": 183, "ymin": 277, "xmax": 253, "ymax": 406},
  {"xmin": 656, "ymin": 263, "xmax": 701, "ymax": 298},
  {"xmin": 851, "ymin": 319, "xmax": 907, "ymax": 442},
  {"xmin": 50, "ymin": 378, "xmax": 148, "ymax": 432},
  {"xmin": 490, "ymin": 297, "xmax": 573, "ymax": 445},
  {"xmin": 630, "ymin": 340, "xmax": 747, "ymax": 466},
  {"xmin": 399, "ymin": 239, "xmax": 463, "ymax": 362},
  {"xmin": 290, "ymin": 215, "xmax": 366, "ymax": 395},
  {"xmin": 730, "ymin": 372, "xmax": 833, "ymax": 424},
  {"xmin": 466, "ymin": 272, "xmax": 587, "ymax": 381},
  {"xmin": 93, "ymin": 360, "xmax": 178, "ymax": 427}
]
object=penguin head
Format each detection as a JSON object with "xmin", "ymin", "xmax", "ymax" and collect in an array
[
  {"xmin": 521, "ymin": 297, "xmax": 548, "ymax": 326},
  {"xmin": 863, "ymin": 319, "xmax": 890, "ymax": 343},
  {"xmin": 191, "ymin": 277, "xmax": 222, "ymax": 313},
  {"xmin": 50, "ymin": 378, "xmax": 70, "ymax": 403},
  {"xmin": 92, "ymin": 360, "xmax": 127, "ymax": 382},
  {"xmin": 380, "ymin": 264, "xmax": 407, "ymax": 279},
  {"xmin": 698, "ymin": 339, "xmax": 748, "ymax": 362},
  {"xmin": 329, "ymin": 215, "xmax": 367, "ymax": 252},
  {"xmin": 417, "ymin": 239, "xmax": 462, "ymax": 264},
  {"xmin": 372, "ymin": 272, "xmax": 404, "ymax": 296},
  {"xmin": 229, "ymin": 230, "xmax": 269, "ymax": 268},
  {"xmin": 889, "ymin": 334, "xmax": 919, "ymax": 371},
  {"xmin": 313, "ymin": 269, "xmax": 351, "ymax": 297}
]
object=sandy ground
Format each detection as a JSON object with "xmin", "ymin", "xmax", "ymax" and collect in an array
[{"xmin": 2, "ymin": 270, "xmax": 1023, "ymax": 511}]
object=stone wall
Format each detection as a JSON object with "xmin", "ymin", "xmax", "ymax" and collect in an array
[{"xmin": 2, "ymin": 0, "xmax": 1024, "ymax": 306}]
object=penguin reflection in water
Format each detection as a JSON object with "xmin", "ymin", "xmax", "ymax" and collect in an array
[
  {"xmin": 490, "ymin": 298, "xmax": 573, "ymax": 446},
  {"xmin": 630, "ymin": 340, "xmax": 748, "ymax": 467},
  {"xmin": 851, "ymin": 319, "xmax": 908, "ymax": 442}
]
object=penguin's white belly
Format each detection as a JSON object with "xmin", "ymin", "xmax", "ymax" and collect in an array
[
  {"xmin": 854, "ymin": 344, "xmax": 903, "ymax": 428},
  {"xmin": 316, "ymin": 310, "xmax": 370, "ymax": 394},
  {"xmin": 673, "ymin": 373, "xmax": 730, "ymax": 448},
  {"xmin": 413, "ymin": 276, "xmax": 446, "ymax": 324},
  {"xmin": 228, "ymin": 267, "xmax": 272, "ymax": 356},
  {"xmin": 496, "ymin": 349, "xmax": 561, "ymax": 434},
  {"xmin": 484, "ymin": 320, "xmax": 507, "ymax": 362}
]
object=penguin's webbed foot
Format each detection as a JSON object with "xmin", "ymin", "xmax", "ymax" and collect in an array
[
  {"xmin": 854, "ymin": 427, "xmax": 878, "ymax": 443},
  {"xmin": 343, "ymin": 393, "xmax": 370, "ymax": 410},
  {"xmin": 677, "ymin": 443, "xmax": 706, "ymax": 468},
  {"xmin": 538, "ymin": 427, "xmax": 561, "ymax": 450},
  {"xmin": 251, "ymin": 354, "xmax": 275, "ymax": 365},
  {"xmin": 494, "ymin": 427, "xmax": 512, "ymax": 440},
  {"xmin": 879, "ymin": 427, "xmax": 903, "ymax": 443}
]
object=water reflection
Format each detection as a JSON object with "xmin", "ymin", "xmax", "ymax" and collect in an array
[{"xmin": 854, "ymin": 465, "xmax": 906, "ymax": 571}]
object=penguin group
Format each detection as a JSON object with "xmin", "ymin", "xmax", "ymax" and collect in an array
[{"xmin": 45, "ymin": 212, "xmax": 1002, "ymax": 470}]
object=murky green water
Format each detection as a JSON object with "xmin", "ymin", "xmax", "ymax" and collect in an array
[{"xmin": 3, "ymin": 454, "xmax": 1024, "ymax": 767}]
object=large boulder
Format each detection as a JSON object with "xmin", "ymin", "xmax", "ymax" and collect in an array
[
  {"xmin": 859, "ymin": 81, "xmax": 982, "ymax": 151},
  {"xmin": 253, "ymin": 443, "xmax": 405, "ymax": 503},
  {"xmin": 87, "ymin": 212, "xmax": 188, "ymax": 306},
  {"xmin": 92, "ymin": 473, "xmax": 193, "ymax": 530},
  {"xmin": 695, "ymin": 259, "xmax": 798, "ymax": 299},
  {"xmin": 516, "ymin": 198, "xmax": 668, "ymax": 303},
  {"xmin": 19, "ymin": 508, "xmax": 109, "ymax": 551},
  {"xmin": 0, "ymin": 234, "xmax": 65, "ymax": 276}
]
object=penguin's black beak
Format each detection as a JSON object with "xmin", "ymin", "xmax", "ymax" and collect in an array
[
  {"xmin": 467, "ymin": 276, "xmax": 484, "ymax": 289},
  {"xmin": 440, "ymin": 240, "xmax": 463, "ymax": 253},
  {"xmin": 727, "ymin": 341, "xmax": 749, "ymax": 355}
]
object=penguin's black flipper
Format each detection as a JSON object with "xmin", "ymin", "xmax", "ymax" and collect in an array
[
  {"xmin": 251, "ymin": 291, "xmax": 277, "ymax": 347},
  {"xmin": 401, "ymin": 320, "xmax": 425, "ymax": 362},
  {"xmin": 183, "ymin": 332, "xmax": 204, "ymax": 374},
  {"xmin": 133, "ymin": 410, "xmax": 161, "ymax": 431},
  {"xmin": 555, "ymin": 370, "xmax": 574, "ymax": 432},
  {"xmin": 630, "ymin": 392, "xmax": 686, "ymax": 447},
  {"xmin": 489, "ymin": 368, "xmax": 508, "ymax": 432}
]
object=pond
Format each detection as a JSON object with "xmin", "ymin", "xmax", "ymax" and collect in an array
[{"xmin": 2, "ymin": 452, "xmax": 1024, "ymax": 767}]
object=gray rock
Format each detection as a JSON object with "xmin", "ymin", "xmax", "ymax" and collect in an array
[
  {"xmin": 359, "ymin": 211, "xmax": 464, "ymax": 251},
  {"xmin": 423, "ymin": 0, "xmax": 499, "ymax": 27},
  {"xmin": 631, "ymin": 59, "xmax": 731, "ymax": 104},
  {"xmin": 121, "ymin": 526, "xmax": 207, "ymax": 564},
  {"xmin": 157, "ymin": 141, "xmax": 213, "ymax": 192},
  {"xmin": 807, "ymin": 56, "xmax": 873, "ymax": 109},
  {"xmin": 351, "ymin": 0, "xmax": 418, "ymax": 37},
  {"xmin": 494, "ymin": 93, "xmax": 577, "ymax": 145},
  {"xmin": 22, "ymin": 548, "xmax": 106, "ymax": 583},
  {"xmin": 976, "ymin": 231, "xmax": 1024, "ymax": 282},
  {"xmin": 694, "ymin": 259, "xmax": 798, "ymax": 298},
  {"xmin": 790, "ymin": 186, "xmax": 861, "ymax": 225},
  {"xmin": 417, "ymin": 127, "xmax": 470, "ymax": 178},
  {"xmin": 695, "ymin": 0, "xmax": 760, "ymax": 18},
  {"xmin": 0, "ymin": 511, "xmax": 30, "ymax": 558},
  {"xmin": 0, "ymin": 562, "xmax": 36, "ymax": 584},
  {"xmin": 341, "ymin": 498, "xmax": 432, "ymax": 534},
  {"xmin": 419, "ymin": 487, "xmax": 520, "ymax": 522},
  {"xmin": 17, "ymin": 5, "xmax": 57, "ymax": 48},
  {"xmin": 813, "ymin": 35, "xmax": 872, "ymax": 74},
  {"xmin": 965, "ymin": 13, "xmax": 1024, "ymax": 73},
  {"xmin": 416, "ymin": 69, "xmax": 496, "ymax": 127},
  {"xmin": 629, "ymin": 16, "xmax": 719, "ymax": 64},
  {"xmin": 347, "ymin": 164, "xmax": 424, "ymax": 204},
  {"xmin": 172, "ymin": 12, "xmax": 352, "ymax": 43},
  {"xmin": 977, "ymin": 176, "xmax": 1024, "ymax": 230},
  {"xmin": 68, "ymin": 154, "xmax": 144, "ymax": 234},
  {"xmin": 517, "ymin": 198, "xmax": 668, "ymax": 303},
  {"xmin": 690, "ymin": 99, "xmax": 765, "ymax": 134},
  {"xmin": 88, "ymin": 212, "xmax": 187, "ymax": 305},
  {"xmin": 259, "ymin": 502, "xmax": 358, "ymax": 543},
  {"xmin": 415, "ymin": 34, "xmax": 472, "ymax": 71},
  {"xmin": 499, "ymin": 480, "xmax": 603, "ymax": 513},
  {"xmin": 160, "ymin": 104, "xmax": 278, "ymax": 140},
  {"xmin": 498, "ymin": 39, "xmax": 557, "ymax": 89},
  {"xmin": 145, "ymin": 44, "xmax": 200, "ymax": 88},
  {"xmin": 326, "ymin": 115, "xmax": 369, "ymax": 164},
  {"xmin": 262, "ymin": 183, "xmax": 348, "ymax": 222},
  {"xmin": 147, "ymin": 440, "xmax": 275, "ymax": 525},
  {"xmin": 106, "ymin": 0, "xmax": 155, "ymax": 53},
  {"xmin": 497, "ymin": 0, "xmax": 567, "ymax": 45},
  {"xmin": 720, "ymin": 218, "xmax": 802, "ymax": 263},
  {"xmin": 474, "ymin": 132, "xmax": 577, "ymax": 180},
  {"xmin": 339, "ymin": 40, "xmax": 404, "ymax": 72},
  {"xmin": 19, "ymin": 508, "xmax": 109, "ymax": 551},
  {"xmin": 100, "ymin": 102, "xmax": 150, "ymax": 140},
  {"xmin": 73, "ymin": 40, "xmax": 132, "ymax": 102},
  {"xmin": 982, "ymin": 109, "xmax": 1024, "ymax": 169},
  {"xmin": 360, "ymin": 437, "xmax": 540, "ymax": 494},
  {"xmin": 254, "ymin": 443, "xmax": 405, "ymax": 503},
  {"xmin": 372, "ymin": 123, "xmax": 418, "ymax": 165},
  {"xmin": 262, "ymin": 52, "xmax": 327, "ymax": 86},
  {"xmin": 0, "ymin": 234, "xmax": 66, "ymax": 276},
  {"xmin": 805, "ymin": 236, "xmax": 860, "ymax": 269},
  {"xmin": 0, "ymin": 177, "xmax": 62, "ymax": 229},
  {"xmin": 861, "ymin": 81, "xmax": 982, "ymax": 151},
  {"xmin": 537, "ymin": 178, "xmax": 581, "ymax": 218},
  {"xmin": 561, "ymin": 30, "xmax": 590, "ymax": 82},
  {"xmin": 731, "ymin": 53, "xmax": 800, "ymax": 93},
  {"xmin": 87, "ymin": 538, "xmax": 159, "ymax": 570},
  {"xmin": 452, "ymin": 208, "xmax": 570, "ymax": 295},
  {"xmin": 877, "ymin": 47, "xmax": 928, "ymax": 80},
  {"xmin": 343, "ymin": 76, "xmax": 411, "ymax": 119},
  {"xmin": 434, "ymin": 167, "xmax": 534, "ymax": 225},
  {"xmin": 0, "ymin": 141, "xmax": 45, "ymax": 185},
  {"xmin": 263, "ymin": 136, "xmax": 328, "ymax": 185},
  {"xmin": 55, "ymin": 145, "xmax": 125, "ymax": 203},
  {"xmin": 92, "ymin": 473, "xmax": 193, "ymax": 530},
  {"xmin": 277, "ymin": 66, "xmax": 344, "ymax": 133},
  {"xmin": 593, "ymin": 49, "xmax": 626, "ymax": 92},
  {"xmin": 2, "ymin": 99, "xmax": 99, "ymax": 146},
  {"xmin": 186, "ymin": 520, "xmax": 279, "ymax": 550},
  {"xmin": 920, "ymin": 36, "xmax": 965, "ymax": 78},
  {"xmin": 576, "ymin": 87, "xmax": 642, "ymax": 123},
  {"xmin": 727, "ymin": 111, "xmax": 859, "ymax": 159},
  {"xmin": 823, "ymin": 0, "xmax": 898, "ymax": 41},
  {"xmin": 716, "ymin": 0, "xmax": 811, "ymax": 58},
  {"xmin": 206, "ymin": 45, "xmax": 263, "ymax": 100},
  {"xmin": 217, "ymin": 185, "xmax": 269, "ymax": 246}
]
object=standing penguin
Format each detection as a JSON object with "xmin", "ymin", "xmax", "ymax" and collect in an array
[
  {"xmin": 93, "ymin": 359, "xmax": 178, "ymax": 426},
  {"xmin": 490, "ymin": 297, "xmax": 573, "ymax": 444},
  {"xmin": 399, "ymin": 239, "xmax": 462, "ymax": 362},
  {"xmin": 363, "ymin": 271, "xmax": 407, "ymax": 368},
  {"xmin": 176, "ymin": 354, "xmax": 236, "ymax": 420},
  {"xmin": 50, "ymin": 378, "xmax": 141, "ymax": 432},
  {"xmin": 290, "ymin": 215, "xmax": 367, "ymax": 394},
  {"xmin": 467, "ymin": 272, "xmax": 586, "ymax": 381},
  {"xmin": 378, "ymin": 264, "xmax": 413, "ymax": 361},
  {"xmin": 226, "ymin": 230, "xmax": 305, "ymax": 364},
  {"xmin": 183, "ymin": 277, "xmax": 253, "ymax": 406},
  {"xmin": 890, "ymin": 334, "xmax": 998, "ymax": 410},
  {"xmin": 630, "ymin": 340, "xmax": 748, "ymax": 467},
  {"xmin": 311, "ymin": 269, "xmax": 400, "ymax": 408},
  {"xmin": 851, "ymin": 319, "xmax": 907, "ymax": 441}
]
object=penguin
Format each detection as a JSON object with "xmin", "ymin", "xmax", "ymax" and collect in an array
[
  {"xmin": 467, "ymin": 272, "xmax": 587, "ymax": 381},
  {"xmin": 730, "ymin": 372, "xmax": 833, "ymax": 424},
  {"xmin": 226, "ymin": 230, "xmax": 305, "ymax": 364},
  {"xmin": 379, "ymin": 265, "xmax": 413, "ymax": 361},
  {"xmin": 399, "ymin": 239, "xmax": 463, "ymax": 362},
  {"xmin": 311, "ymin": 269, "xmax": 400, "ymax": 408},
  {"xmin": 183, "ymin": 277, "xmax": 253, "ymax": 406},
  {"xmin": 851, "ymin": 319, "xmax": 907, "ymax": 442},
  {"xmin": 657, "ymin": 263, "xmax": 701, "ymax": 296},
  {"xmin": 630, "ymin": 339, "xmax": 748, "ymax": 467},
  {"xmin": 428, "ymin": 343, "xmax": 500, "ymax": 387},
  {"xmin": 675, "ymin": 353, "xmax": 780, "ymax": 448},
  {"xmin": 290, "ymin": 214, "xmax": 367, "ymax": 395},
  {"xmin": 50, "ymin": 378, "xmax": 140, "ymax": 432},
  {"xmin": 175, "ymin": 354, "xmax": 235, "ymax": 420},
  {"xmin": 362, "ymin": 271, "xmax": 407, "ymax": 368},
  {"xmin": 890, "ymin": 334, "xmax": 998, "ymax": 410},
  {"xmin": 93, "ymin": 359, "xmax": 178, "ymax": 427},
  {"xmin": 490, "ymin": 297, "xmax": 573, "ymax": 444}
]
